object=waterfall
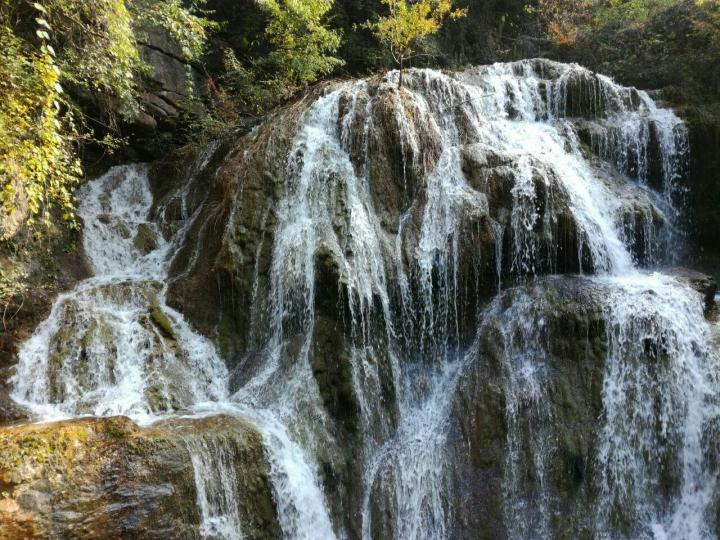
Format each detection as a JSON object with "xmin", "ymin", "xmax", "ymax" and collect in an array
[
  {"xmin": 186, "ymin": 435, "xmax": 246, "ymax": 540},
  {"xmin": 9, "ymin": 59, "xmax": 719, "ymax": 539},
  {"xmin": 10, "ymin": 164, "xmax": 229, "ymax": 421},
  {"xmin": 596, "ymin": 273, "xmax": 720, "ymax": 539}
]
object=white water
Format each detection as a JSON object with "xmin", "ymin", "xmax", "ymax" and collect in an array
[
  {"xmin": 595, "ymin": 273, "xmax": 720, "ymax": 539},
  {"xmin": 489, "ymin": 290, "xmax": 556, "ymax": 540},
  {"xmin": 186, "ymin": 434, "xmax": 245, "ymax": 540},
  {"xmin": 11, "ymin": 164, "xmax": 228, "ymax": 422},
  {"xmin": 9, "ymin": 59, "xmax": 718, "ymax": 539}
]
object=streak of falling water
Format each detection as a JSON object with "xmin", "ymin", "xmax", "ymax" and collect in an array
[
  {"xmin": 359, "ymin": 357, "xmax": 470, "ymax": 540},
  {"xmin": 493, "ymin": 291, "xmax": 555, "ymax": 540},
  {"xmin": 229, "ymin": 86, "xmax": 382, "ymax": 540},
  {"xmin": 185, "ymin": 435, "xmax": 245, "ymax": 540},
  {"xmin": 595, "ymin": 273, "xmax": 720, "ymax": 539}
]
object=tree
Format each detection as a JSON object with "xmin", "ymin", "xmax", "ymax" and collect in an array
[
  {"xmin": 259, "ymin": 0, "xmax": 343, "ymax": 89},
  {"xmin": 222, "ymin": 0, "xmax": 343, "ymax": 113},
  {"xmin": 365, "ymin": 0, "xmax": 467, "ymax": 88}
]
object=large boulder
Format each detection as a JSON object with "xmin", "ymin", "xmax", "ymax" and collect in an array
[
  {"xmin": 448, "ymin": 271, "xmax": 718, "ymax": 539},
  {"xmin": 0, "ymin": 415, "xmax": 279, "ymax": 539},
  {"xmin": 448, "ymin": 277, "xmax": 607, "ymax": 539}
]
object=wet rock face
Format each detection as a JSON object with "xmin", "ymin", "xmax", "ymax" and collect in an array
[
  {"xmin": 450, "ymin": 277, "xmax": 608, "ymax": 539},
  {"xmin": 164, "ymin": 110, "xmax": 298, "ymax": 369},
  {"xmin": 687, "ymin": 119, "xmax": 720, "ymax": 256},
  {"xmin": 0, "ymin": 415, "xmax": 278, "ymax": 539},
  {"xmin": 158, "ymin": 63, "xmax": 690, "ymax": 536},
  {"xmin": 168, "ymin": 60, "xmax": 679, "ymax": 376},
  {"xmin": 667, "ymin": 266, "xmax": 718, "ymax": 312}
]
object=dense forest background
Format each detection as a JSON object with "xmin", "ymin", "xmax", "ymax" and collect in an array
[
  {"xmin": 2, "ymin": 0, "xmax": 720, "ymax": 368},
  {"xmin": 3, "ymin": 1, "xmax": 720, "ymax": 204}
]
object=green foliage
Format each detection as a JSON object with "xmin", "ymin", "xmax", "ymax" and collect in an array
[
  {"xmin": 0, "ymin": 4, "xmax": 80, "ymax": 234},
  {"xmin": 592, "ymin": 0, "xmax": 678, "ymax": 25},
  {"xmin": 221, "ymin": 48, "xmax": 268, "ymax": 114},
  {"xmin": 259, "ymin": 0, "xmax": 343, "ymax": 88},
  {"xmin": 39, "ymin": 0, "xmax": 215, "ymax": 118},
  {"xmin": 0, "ymin": 255, "xmax": 30, "ymax": 313},
  {"xmin": 364, "ymin": 0, "xmax": 467, "ymax": 86},
  {"xmin": 138, "ymin": 0, "xmax": 214, "ymax": 61},
  {"xmin": 45, "ymin": 0, "xmax": 143, "ymax": 119},
  {"xmin": 0, "ymin": 0, "xmax": 214, "ymax": 235},
  {"xmin": 694, "ymin": 0, "xmax": 720, "ymax": 51},
  {"xmin": 538, "ymin": 0, "xmax": 700, "ymax": 45},
  {"xmin": 221, "ymin": 0, "xmax": 343, "ymax": 114},
  {"xmin": 367, "ymin": 0, "xmax": 468, "ymax": 62}
]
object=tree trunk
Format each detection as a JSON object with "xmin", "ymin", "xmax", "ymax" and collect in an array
[{"xmin": 399, "ymin": 56, "xmax": 404, "ymax": 89}]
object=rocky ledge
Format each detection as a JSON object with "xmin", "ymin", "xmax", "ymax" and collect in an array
[{"xmin": 0, "ymin": 415, "xmax": 279, "ymax": 539}]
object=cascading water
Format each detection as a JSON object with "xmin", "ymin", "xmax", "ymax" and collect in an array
[
  {"xmin": 596, "ymin": 273, "xmax": 720, "ymax": 539},
  {"xmin": 8, "ymin": 58, "xmax": 719, "ymax": 539},
  {"xmin": 186, "ymin": 434, "xmax": 246, "ymax": 540},
  {"xmin": 11, "ymin": 164, "xmax": 229, "ymax": 421}
]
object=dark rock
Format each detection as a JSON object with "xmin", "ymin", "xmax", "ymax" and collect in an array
[
  {"xmin": 143, "ymin": 92, "xmax": 179, "ymax": 119},
  {"xmin": 687, "ymin": 119, "xmax": 720, "ymax": 258},
  {"xmin": 133, "ymin": 223, "xmax": 158, "ymax": 255},
  {"xmin": 157, "ymin": 91, "xmax": 188, "ymax": 109},
  {"xmin": 666, "ymin": 267, "xmax": 717, "ymax": 312},
  {"xmin": 134, "ymin": 110, "xmax": 158, "ymax": 134},
  {"xmin": 139, "ymin": 28, "xmax": 199, "ymax": 97}
]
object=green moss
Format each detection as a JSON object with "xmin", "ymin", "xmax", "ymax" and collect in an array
[
  {"xmin": 0, "ymin": 424, "xmax": 94, "ymax": 480},
  {"xmin": 150, "ymin": 305, "xmax": 176, "ymax": 339},
  {"xmin": 104, "ymin": 419, "xmax": 129, "ymax": 439},
  {"xmin": 145, "ymin": 384, "xmax": 169, "ymax": 412}
]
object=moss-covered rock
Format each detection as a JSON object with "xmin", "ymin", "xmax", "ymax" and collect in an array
[
  {"xmin": 133, "ymin": 223, "xmax": 159, "ymax": 255},
  {"xmin": 0, "ymin": 415, "xmax": 279, "ymax": 539},
  {"xmin": 149, "ymin": 304, "xmax": 176, "ymax": 339}
]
